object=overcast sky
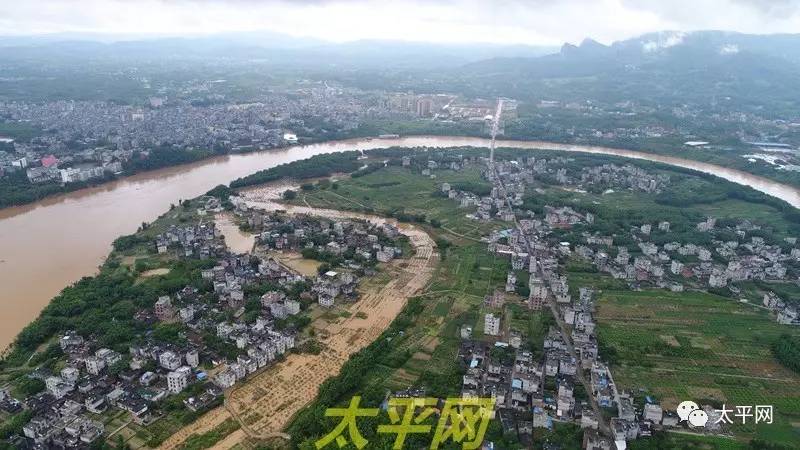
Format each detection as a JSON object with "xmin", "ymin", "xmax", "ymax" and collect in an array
[{"xmin": 2, "ymin": 0, "xmax": 800, "ymax": 45}]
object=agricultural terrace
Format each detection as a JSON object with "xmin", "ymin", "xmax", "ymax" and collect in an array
[{"xmin": 596, "ymin": 289, "xmax": 800, "ymax": 446}]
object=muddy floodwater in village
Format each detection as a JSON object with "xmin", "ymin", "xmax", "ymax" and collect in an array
[
  {"xmin": 2, "ymin": 135, "xmax": 800, "ymax": 349},
  {"xmin": 215, "ymin": 212, "xmax": 256, "ymax": 254}
]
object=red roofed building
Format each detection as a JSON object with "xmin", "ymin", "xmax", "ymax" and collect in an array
[{"xmin": 41, "ymin": 155, "xmax": 59, "ymax": 168}]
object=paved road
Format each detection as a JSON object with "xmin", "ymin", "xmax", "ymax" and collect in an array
[{"xmin": 489, "ymin": 162, "xmax": 613, "ymax": 438}]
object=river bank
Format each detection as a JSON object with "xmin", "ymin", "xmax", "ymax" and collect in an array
[
  {"xmin": 2, "ymin": 135, "xmax": 800, "ymax": 350},
  {"xmin": 5, "ymin": 135, "xmax": 800, "ymax": 215}
]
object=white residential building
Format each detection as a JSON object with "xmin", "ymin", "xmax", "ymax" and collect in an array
[
  {"xmin": 159, "ymin": 351, "xmax": 181, "ymax": 371},
  {"xmin": 186, "ymin": 349, "xmax": 200, "ymax": 368},
  {"xmin": 484, "ymin": 313, "xmax": 501, "ymax": 336},
  {"xmin": 167, "ymin": 367, "xmax": 191, "ymax": 394},
  {"xmin": 85, "ymin": 356, "xmax": 106, "ymax": 375}
]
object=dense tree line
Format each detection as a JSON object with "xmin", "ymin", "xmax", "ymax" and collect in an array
[
  {"xmin": 2, "ymin": 271, "xmax": 146, "ymax": 366},
  {"xmin": 772, "ymin": 334, "xmax": 800, "ymax": 374},
  {"xmin": 0, "ymin": 410, "xmax": 33, "ymax": 441},
  {"xmin": 229, "ymin": 151, "xmax": 361, "ymax": 188},
  {"xmin": 451, "ymin": 180, "xmax": 492, "ymax": 196},
  {"xmin": 0, "ymin": 170, "xmax": 116, "ymax": 209},
  {"xmin": 112, "ymin": 233, "xmax": 151, "ymax": 252},
  {"xmin": 522, "ymin": 167, "xmax": 800, "ymax": 252},
  {"xmin": 124, "ymin": 146, "xmax": 215, "ymax": 173},
  {"xmin": 205, "ymin": 184, "xmax": 235, "ymax": 201}
]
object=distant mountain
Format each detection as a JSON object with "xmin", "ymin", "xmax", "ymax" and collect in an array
[
  {"xmin": 0, "ymin": 32, "xmax": 557, "ymax": 70},
  {"xmin": 312, "ymin": 39, "xmax": 556, "ymax": 68},
  {"xmin": 4, "ymin": 29, "xmax": 797, "ymax": 112},
  {"xmin": 468, "ymin": 31, "xmax": 800, "ymax": 71},
  {"xmin": 560, "ymin": 38, "xmax": 609, "ymax": 58},
  {"xmin": 458, "ymin": 31, "xmax": 800, "ymax": 111},
  {"xmin": 620, "ymin": 31, "xmax": 800, "ymax": 64}
]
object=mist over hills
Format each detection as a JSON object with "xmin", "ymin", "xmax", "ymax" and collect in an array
[
  {"xmin": 454, "ymin": 31, "xmax": 800, "ymax": 114},
  {"xmin": 2, "ymin": 29, "xmax": 800, "ymax": 115},
  {"xmin": 0, "ymin": 31, "xmax": 557, "ymax": 69},
  {"xmin": 5, "ymin": 29, "xmax": 799, "ymax": 68},
  {"xmin": 463, "ymin": 30, "xmax": 800, "ymax": 76}
]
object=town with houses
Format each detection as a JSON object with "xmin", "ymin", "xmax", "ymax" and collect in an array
[
  {"xmin": 444, "ymin": 154, "xmax": 800, "ymax": 323},
  {"xmin": 0, "ymin": 191, "xmax": 409, "ymax": 448},
  {"xmin": 0, "ymin": 87, "xmax": 519, "ymax": 188},
  {"xmin": 383, "ymin": 149, "xmax": 800, "ymax": 449},
  {"xmin": 3, "ymin": 74, "xmax": 799, "ymax": 200}
]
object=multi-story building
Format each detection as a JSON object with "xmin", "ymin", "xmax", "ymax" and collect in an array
[
  {"xmin": 85, "ymin": 356, "xmax": 106, "ymax": 375},
  {"xmin": 186, "ymin": 349, "xmax": 200, "ymax": 368},
  {"xmin": 484, "ymin": 313, "xmax": 501, "ymax": 336},
  {"xmin": 159, "ymin": 351, "xmax": 181, "ymax": 371},
  {"xmin": 167, "ymin": 367, "xmax": 191, "ymax": 394},
  {"xmin": 154, "ymin": 296, "xmax": 174, "ymax": 321}
]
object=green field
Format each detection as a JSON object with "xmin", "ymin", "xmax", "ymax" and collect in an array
[
  {"xmin": 596, "ymin": 289, "xmax": 800, "ymax": 445},
  {"xmin": 295, "ymin": 165, "xmax": 498, "ymax": 240}
]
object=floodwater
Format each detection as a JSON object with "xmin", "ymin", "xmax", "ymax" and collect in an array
[
  {"xmin": 2, "ymin": 135, "xmax": 800, "ymax": 350},
  {"xmin": 214, "ymin": 213, "xmax": 255, "ymax": 254}
]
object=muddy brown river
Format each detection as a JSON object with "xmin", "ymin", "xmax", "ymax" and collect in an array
[{"xmin": 2, "ymin": 135, "xmax": 799, "ymax": 350}]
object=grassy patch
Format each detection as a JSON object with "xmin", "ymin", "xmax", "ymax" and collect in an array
[
  {"xmin": 178, "ymin": 418, "xmax": 241, "ymax": 450},
  {"xmin": 294, "ymin": 165, "xmax": 500, "ymax": 240}
]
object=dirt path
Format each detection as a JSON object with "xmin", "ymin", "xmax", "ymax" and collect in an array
[
  {"xmin": 652, "ymin": 367, "xmax": 798, "ymax": 383},
  {"xmin": 209, "ymin": 429, "xmax": 248, "ymax": 450},
  {"xmin": 158, "ymin": 407, "xmax": 233, "ymax": 450},
  {"xmin": 440, "ymin": 225, "xmax": 482, "ymax": 242},
  {"xmin": 160, "ymin": 187, "xmax": 438, "ymax": 449}
]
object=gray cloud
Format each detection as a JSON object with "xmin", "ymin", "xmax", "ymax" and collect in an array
[
  {"xmin": 621, "ymin": 0, "xmax": 800, "ymax": 23},
  {"xmin": 731, "ymin": 0, "xmax": 800, "ymax": 14},
  {"xmin": 2, "ymin": 0, "xmax": 800, "ymax": 44}
]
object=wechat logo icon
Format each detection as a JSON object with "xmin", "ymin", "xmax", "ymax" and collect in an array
[
  {"xmin": 688, "ymin": 409, "xmax": 708, "ymax": 427},
  {"xmin": 677, "ymin": 400, "xmax": 707, "ymax": 427}
]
